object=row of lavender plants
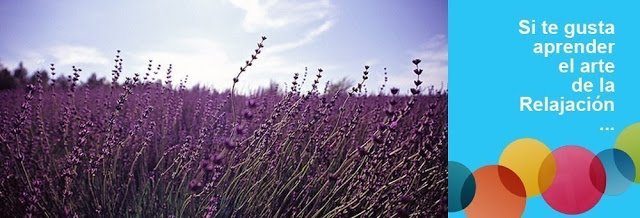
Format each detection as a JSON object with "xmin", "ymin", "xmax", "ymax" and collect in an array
[{"xmin": 0, "ymin": 37, "xmax": 448, "ymax": 217}]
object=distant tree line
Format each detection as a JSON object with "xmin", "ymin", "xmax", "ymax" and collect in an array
[
  {"xmin": 0, "ymin": 62, "xmax": 107, "ymax": 91},
  {"xmin": 1, "ymin": 61, "xmax": 445, "ymax": 95}
]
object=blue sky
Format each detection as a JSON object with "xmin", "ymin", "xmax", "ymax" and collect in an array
[{"xmin": 0, "ymin": 0, "xmax": 447, "ymax": 93}]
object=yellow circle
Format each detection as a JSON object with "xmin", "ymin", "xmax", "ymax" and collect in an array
[
  {"xmin": 499, "ymin": 138, "xmax": 556, "ymax": 197},
  {"xmin": 615, "ymin": 122, "xmax": 640, "ymax": 183}
]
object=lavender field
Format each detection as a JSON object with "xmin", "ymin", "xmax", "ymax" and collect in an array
[{"xmin": 0, "ymin": 36, "xmax": 447, "ymax": 217}]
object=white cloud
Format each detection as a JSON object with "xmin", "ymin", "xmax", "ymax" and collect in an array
[
  {"xmin": 129, "ymin": 0, "xmax": 338, "ymax": 91},
  {"xmin": 3, "ymin": 51, "xmax": 47, "ymax": 71},
  {"xmin": 229, "ymin": 0, "xmax": 333, "ymax": 32},
  {"xmin": 230, "ymin": 0, "xmax": 335, "ymax": 53},
  {"xmin": 268, "ymin": 20, "xmax": 334, "ymax": 53},
  {"xmin": 133, "ymin": 37, "xmax": 330, "ymax": 92},
  {"xmin": 2, "ymin": 45, "xmax": 108, "ymax": 73},
  {"xmin": 49, "ymin": 45, "xmax": 108, "ymax": 66},
  {"xmin": 135, "ymin": 38, "xmax": 234, "ymax": 89}
]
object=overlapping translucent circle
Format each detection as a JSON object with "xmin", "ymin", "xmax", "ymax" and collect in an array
[
  {"xmin": 615, "ymin": 122, "xmax": 640, "ymax": 182},
  {"xmin": 499, "ymin": 138, "xmax": 555, "ymax": 197},
  {"xmin": 596, "ymin": 148, "xmax": 635, "ymax": 195},
  {"xmin": 448, "ymin": 161, "xmax": 476, "ymax": 212},
  {"xmin": 541, "ymin": 146, "xmax": 605, "ymax": 214},
  {"xmin": 450, "ymin": 121, "xmax": 640, "ymax": 216},
  {"xmin": 464, "ymin": 165, "xmax": 526, "ymax": 218}
]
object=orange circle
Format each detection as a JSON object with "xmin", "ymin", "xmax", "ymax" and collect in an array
[{"xmin": 464, "ymin": 165, "xmax": 526, "ymax": 218}]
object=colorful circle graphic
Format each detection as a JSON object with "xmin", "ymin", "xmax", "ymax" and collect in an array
[
  {"xmin": 448, "ymin": 161, "xmax": 476, "ymax": 212},
  {"xmin": 541, "ymin": 146, "xmax": 606, "ymax": 215},
  {"xmin": 615, "ymin": 122, "xmax": 640, "ymax": 182},
  {"xmin": 499, "ymin": 138, "xmax": 556, "ymax": 197},
  {"xmin": 464, "ymin": 165, "xmax": 526, "ymax": 218},
  {"xmin": 451, "ymin": 122, "xmax": 640, "ymax": 216},
  {"xmin": 596, "ymin": 148, "xmax": 635, "ymax": 195}
]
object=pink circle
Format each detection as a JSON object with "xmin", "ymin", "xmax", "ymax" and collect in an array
[
  {"xmin": 542, "ymin": 145, "xmax": 606, "ymax": 214},
  {"xmin": 542, "ymin": 146, "xmax": 606, "ymax": 214}
]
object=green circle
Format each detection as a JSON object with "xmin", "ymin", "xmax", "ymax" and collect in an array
[{"xmin": 615, "ymin": 122, "xmax": 640, "ymax": 183}]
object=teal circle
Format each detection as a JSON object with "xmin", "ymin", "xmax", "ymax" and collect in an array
[
  {"xmin": 448, "ymin": 161, "xmax": 476, "ymax": 212},
  {"xmin": 596, "ymin": 148, "xmax": 635, "ymax": 195}
]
